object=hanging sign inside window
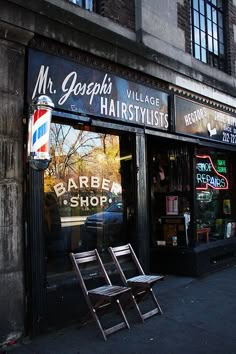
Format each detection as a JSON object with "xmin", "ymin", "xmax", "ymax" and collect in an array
[
  {"xmin": 27, "ymin": 49, "xmax": 169, "ymax": 131},
  {"xmin": 196, "ymin": 155, "xmax": 228, "ymax": 190},
  {"xmin": 175, "ymin": 96, "xmax": 236, "ymax": 146}
]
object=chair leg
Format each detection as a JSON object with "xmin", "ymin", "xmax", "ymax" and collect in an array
[
  {"xmin": 130, "ymin": 294, "xmax": 144, "ymax": 322},
  {"xmin": 91, "ymin": 308, "xmax": 107, "ymax": 341},
  {"xmin": 131, "ymin": 288, "xmax": 163, "ymax": 321},
  {"xmin": 115, "ymin": 299, "xmax": 130, "ymax": 329},
  {"xmin": 90, "ymin": 300, "xmax": 130, "ymax": 341},
  {"xmin": 150, "ymin": 288, "xmax": 163, "ymax": 315}
]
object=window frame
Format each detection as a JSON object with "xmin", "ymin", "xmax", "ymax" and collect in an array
[
  {"xmin": 68, "ymin": 0, "xmax": 93, "ymax": 11},
  {"xmin": 191, "ymin": 0, "xmax": 225, "ymax": 71}
]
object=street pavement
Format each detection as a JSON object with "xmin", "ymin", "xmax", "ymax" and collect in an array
[{"xmin": 3, "ymin": 265, "xmax": 236, "ymax": 354}]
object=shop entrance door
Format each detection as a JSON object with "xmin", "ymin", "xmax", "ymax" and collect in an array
[
  {"xmin": 148, "ymin": 138, "xmax": 192, "ymax": 248},
  {"xmin": 43, "ymin": 123, "xmax": 136, "ymax": 329}
]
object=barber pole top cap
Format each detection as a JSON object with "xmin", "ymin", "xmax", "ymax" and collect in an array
[{"xmin": 33, "ymin": 95, "xmax": 54, "ymax": 110}]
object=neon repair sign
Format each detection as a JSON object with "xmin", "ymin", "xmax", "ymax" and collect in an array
[{"xmin": 196, "ymin": 155, "xmax": 228, "ymax": 190}]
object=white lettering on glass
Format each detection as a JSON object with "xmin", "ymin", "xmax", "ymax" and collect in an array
[
  {"xmin": 52, "ymin": 176, "xmax": 122, "ymax": 208},
  {"xmin": 54, "ymin": 182, "xmax": 66, "ymax": 197},
  {"xmin": 68, "ymin": 195, "xmax": 108, "ymax": 208},
  {"xmin": 53, "ymin": 177, "xmax": 121, "ymax": 197}
]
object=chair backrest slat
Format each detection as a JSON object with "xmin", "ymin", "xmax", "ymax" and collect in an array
[
  {"xmin": 113, "ymin": 249, "xmax": 131, "ymax": 257},
  {"xmin": 111, "ymin": 244, "xmax": 130, "ymax": 253},
  {"xmin": 74, "ymin": 250, "xmax": 96, "ymax": 258},
  {"xmin": 74, "ymin": 250, "xmax": 96, "ymax": 262},
  {"xmin": 75, "ymin": 255, "xmax": 97, "ymax": 264}
]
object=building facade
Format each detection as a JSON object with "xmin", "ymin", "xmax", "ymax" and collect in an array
[{"xmin": 1, "ymin": 0, "xmax": 236, "ymax": 345}]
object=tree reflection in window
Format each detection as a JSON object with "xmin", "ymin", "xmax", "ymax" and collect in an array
[{"xmin": 44, "ymin": 124, "xmax": 125, "ymax": 272}]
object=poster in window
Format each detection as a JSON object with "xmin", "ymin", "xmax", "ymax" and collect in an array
[{"xmin": 166, "ymin": 196, "xmax": 178, "ymax": 215}]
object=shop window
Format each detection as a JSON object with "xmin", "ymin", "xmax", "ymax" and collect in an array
[
  {"xmin": 44, "ymin": 123, "xmax": 135, "ymax": 275},
  {"xmin": 191, "ymin": 0, "xmax": 225, "ymax": 71},
  {"xmin": 195, "ymin": 150, "xmax": 235, "ymax": 244},
  {"xmin": 149, "ymin": 143, "xmax": 236, "ymax": 249},
  {"xmin": 149, "ymin": 141, "xmax": 191, "ymax": 248},
  {"xmin": 68, "ymin": 0, "xmax": 93, "ymax": 11}
]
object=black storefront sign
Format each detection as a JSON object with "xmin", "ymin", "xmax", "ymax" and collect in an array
[
  {"xmin": 27, "ymin": 49, "xmax": 169, "ymax": 130},
  {"xmin": 175, "ymin": 96, "xmax": 236, "ymax": 146}
]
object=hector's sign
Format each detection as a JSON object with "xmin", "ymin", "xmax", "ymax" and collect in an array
[
  {"xmin": 175, "ymin": 96, "xmax": 236, "ymax": 146},
  {"xmin": 27, "ymin": 49, "xmax": 169, "ymax": 130}
]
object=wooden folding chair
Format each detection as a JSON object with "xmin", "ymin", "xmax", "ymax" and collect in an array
[
  {"xmin": 108, "ymin": 243, "xmax": 164, "ymax": 322},
  {"xmin": 70, "ymin": 249, "xmax": 131, "ymax": 341}
]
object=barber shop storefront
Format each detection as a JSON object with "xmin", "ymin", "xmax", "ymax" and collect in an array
[
  {"xmin": 26, "ymin": 46, "xmax": 236, "ymax": 333},
  {"xmin": 26, "ymin": 47, "xmax": 169, "ymax": 332}
]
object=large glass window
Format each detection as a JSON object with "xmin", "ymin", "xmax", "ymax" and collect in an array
[
  {"xmin": 149, "ymin": 140, "xmax": 236, "ymax": 248},
  {"xmin": 191, "ymin": 0, "xmax": 225, "ymax": 71},
  {"xmin": 195, "ymin": 149, "xmax": 236, "ymax": 244},
  {"xmin": 44, "ymin": 123, "xmax": 135, "ymax": 276},
  {"xmin": 68, "ymin": 0, "xmax": 93, "ymax": 11}
]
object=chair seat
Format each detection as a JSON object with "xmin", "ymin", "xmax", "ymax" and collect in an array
[
  {"xmin": 89, "ymin": 285, "xmax": 131, "ymax": 299},
  {"xmin": 127, "ymin": 274, "xmax": 164, "ymax": 287}
]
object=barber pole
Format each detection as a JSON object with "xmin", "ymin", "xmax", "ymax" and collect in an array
[{"xmin": 28, "ymin": 95, "xmax": 54, "ymax": 170}]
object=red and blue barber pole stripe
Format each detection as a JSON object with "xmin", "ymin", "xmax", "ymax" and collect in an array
[
  {"xmin": 31, "ymin": 108, "xmax": 51, "ymax": 160},
  {"xmin": 28, "ymin": 95, "xmax": 54, "ymax": 170}
]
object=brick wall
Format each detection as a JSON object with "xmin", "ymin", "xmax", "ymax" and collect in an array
[
  {"xmin": 225, "ymin": 0, "xmax": 236, "ymax": 76},
  {"xmin": 96, "ymin": 0, "xmax": 135, "ymax": 30},
  {"xmin": 177, "ymin": 0, "xmax": 191, "ymax": 54}
]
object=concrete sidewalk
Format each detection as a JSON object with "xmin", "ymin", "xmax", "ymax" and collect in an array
[{"xmin": 3, "ymin": 265, "xmax": 236, "ymax": 354}]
